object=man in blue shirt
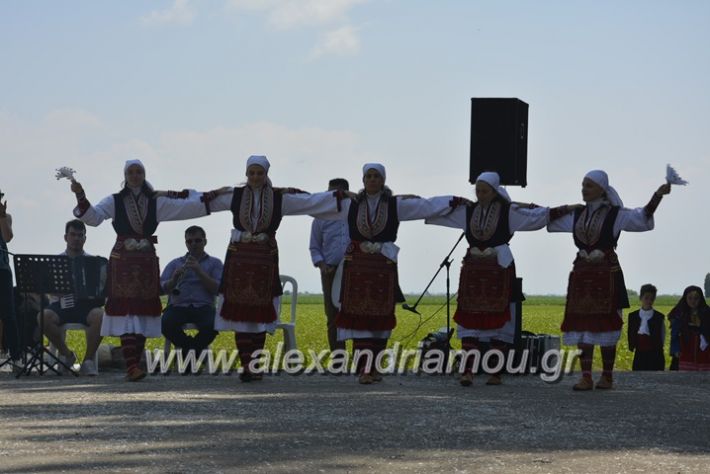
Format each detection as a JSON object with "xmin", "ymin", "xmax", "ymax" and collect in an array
[
  {"xmin": 161, "ymin": 226, "xmax": 223, "ymax": 365},
  {"xmin": 309, "ymin": 178, "xmax": 350, "ymax": 351}
]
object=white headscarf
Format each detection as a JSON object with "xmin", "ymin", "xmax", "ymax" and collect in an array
[
  {"xmin": 584, "ymin": 170, "xmax": 623, "ymax": 207},
  {"xmin": 246, "ymin": 155, "xmax": 270, "ymax": 173},
  {"xmin": 362, "ymin": 163, "xmax": 386, "ymax": 181},
  {"xmin": 124, "ymin": 159, "xmax": 145, "ymax": 174},
  {"xmin": 123, "ymin": 159, "xmax": 153, "ymax": 191},
  {"xmin": 245, "ymin": 155, "xmax": 272, "ymax": 187},
  {"xmin": 475, "ymin": 171, "xmax": 511, "ymax": 202}
]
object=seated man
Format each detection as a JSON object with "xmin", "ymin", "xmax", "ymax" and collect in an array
[
  {"xmin": 39, "ymin": 219, "xmax": 104, "ymax": 375},
  {"xmin": 161, "ymin": 225, "xmax": 222, "ymax": 366}
]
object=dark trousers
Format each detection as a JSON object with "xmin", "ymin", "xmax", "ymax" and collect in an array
[
  {"xmin": 0, "ymin": 269, "xmax": 21, "ymax": 360},
  {"xmin": 161, "ymin": 305, "xmax": 218, "ymax": 354},
  {"xmin": 632, "ymin": 349, "xmax": 665, "ymax": 371},
  {"xmin": 321, "ymin": 268, "xmax": 345, "ymax": 351}
]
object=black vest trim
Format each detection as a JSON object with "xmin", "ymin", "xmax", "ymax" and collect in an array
[
  {"xmin": 230, "ymin": 187, "xmax": 283, "ymax": 234},
  {"xmin": 111, "ymin": 193, "xmax": 158, "ymax": 237},
  {"xmin": 464, "ymin": 200, "xmax": 512, "ymax": 248},
  {"xmin": 347, "ymin": 196, "xmax": 399, "ymax": 242}
]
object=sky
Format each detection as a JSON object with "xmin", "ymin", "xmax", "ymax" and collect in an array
[{"xmin": 1, "ymin": 0, "xmax": 709, "ymax": 296}]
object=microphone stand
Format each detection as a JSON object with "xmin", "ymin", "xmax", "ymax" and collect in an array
[{"xmin": 402, "ymin": 232, "xmax": 466, "ymax": 365}]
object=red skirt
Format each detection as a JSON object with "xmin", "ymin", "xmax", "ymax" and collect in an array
[
  {"xmin": 561, "ymin": 257, "xmax": 624, "ymax": 333},
  {"xmin": 105, "ymin": 240, "xmax": 162, "ymax": 317},
  {"xmin": 335, "ymin": 248, "xmax": 397, "ymax": 332},
  {"xmin": 220, "ymin": 241, "xmax": 282, "ymax": 323},
  {"xmin": 454, "ymin": 255, "xmax": 513, "ymax": 330},
  {"xmin": 679, "ymin": 332, "xmax": 710, "ymax": 371}
]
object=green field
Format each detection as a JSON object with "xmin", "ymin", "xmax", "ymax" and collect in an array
[{"xmin": 64, "ymin": 294, "xmax": 679, "ymax": 372}]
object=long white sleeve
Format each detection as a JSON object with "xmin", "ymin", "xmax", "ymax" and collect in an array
[
  {"xmin": 155, "ymin": 190, "xmax": 208, "ymax": 222},
  {"xmin": 614, "ymin": 207, "xmax": 654, "ymax": 234},
  {"xmin": 74, "ymin": 195, "xmax": 115, "ymax": 227},
  {"xmin": 547, "ymin": 212, "xmax": 574, "ymax": 233},
  {"xmin": 282, "ymin": 191, "xmax": 339, "ymax": 217},
  {"xmin": 509, "ymin": 206, "xmax": 550, "ymax": 232},
  {"xmin": 425, "ymin": 205, "xmax": 466, "ymax": 229},
  {"xmin": 205, "ymin": 190, "xmax": 234, "ymax": 213},
  {"xmin": 397, "ymin": 195, "xmax": 453, "ymax": 221}
]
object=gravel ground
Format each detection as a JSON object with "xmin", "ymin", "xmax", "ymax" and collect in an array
[{"xmin": 0, "ymin": 370, "xmax": 709, "ymax": 473}]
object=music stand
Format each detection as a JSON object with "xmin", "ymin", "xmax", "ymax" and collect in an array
[{"xmin": 13, "ymin": 254, "xmax": 78, "ymax": 378}]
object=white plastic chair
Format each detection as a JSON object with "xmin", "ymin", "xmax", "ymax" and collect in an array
[
  {"xmin": 50, "ymin": 323, "xmax": 100, "ymax": 370},
  {"xmin": 278, "ymin": 275, "xmax": 298, "ymax": 352}
]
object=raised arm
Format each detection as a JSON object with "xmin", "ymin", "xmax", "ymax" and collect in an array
[
  {"xmin": 202, "ymin": 187, "xmax": 234, "ymax": 214},
  {"xmin": 614, "ymin": 184, "xmax": 670, "ymax": 233},
  {"xmin": 509, "ymin": 205, "xmax": 549, "ymax": 232},
  {"xmin": 156, "ymin": 190, "xmax": 209, "ymax": 222},
  {"xmin": 546, "ymin": 204, "xmax": 582, "ymax": 233},
  {"xmin": 74, "ymin": 194, "xmax": 115, "ymax": 227},
  {"xmin": 282, "ymin": 190, "xmax": 343, "ymax": 218},
  {"xmin": 397, "ymin": 195, "xmax": 454, "ymax": 221},
  {"xmin": 424, "ymin": 197, "xmax": 467, "ymax": 229}
]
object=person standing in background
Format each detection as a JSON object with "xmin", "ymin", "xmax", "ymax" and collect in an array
[{"xmin": 309, "ymin": 178, "xmax": 351, "ymax": 352}]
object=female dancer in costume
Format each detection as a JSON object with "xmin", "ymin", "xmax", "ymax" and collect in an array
[
  {"xmin": 548, "ymin": 170, "xmax": 670, "ymax": 390},
  {"xmin": 71, "ymin": 160, "xmax": 207, "ymax": 380},
  {"xmin": 426, "ymin": 171, "xmax": 572, "ymax": 386},
  {"xmin": 334, "ymin": 163, "xmax": 453, "ymax": 384},
  {"xmin": 202, "ymin": 155, "xmax": 345, "ymax": 381}
]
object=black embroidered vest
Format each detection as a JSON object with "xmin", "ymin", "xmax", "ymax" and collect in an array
[
  {"xmin": 572, "ymin": 205, "xmax": 620, "ymax": 252},
  {"xmin": 112, "ymin": 193, "xmax": 158, "ymax": 237},
  {"xmin": 347, "ymin": 196, "xmax": 399, "ymax": 242},
  {"xmin": 465, "ymin": 200, "xmax": 512, "ymax": 248},
  {"xmin": 230, "ymin": 186, "xmax": 283, "ymax": 235}
]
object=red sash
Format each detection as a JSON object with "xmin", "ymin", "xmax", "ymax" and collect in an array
[
  {"xmin": 105, "ymin": 240, "xmax": 161, "ymax": 317},
  {"xmin": 220, "ymin": 242, "xmax": 280, "ymax": 323},
  {"xmin": 454, "ymin": 255, "xmax": 512, "ymax": 330},
  {"xmin": 335, "ymin": 248, "xmax": 397, "ymax": 331}
]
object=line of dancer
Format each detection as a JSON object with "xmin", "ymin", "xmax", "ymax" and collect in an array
[{"xmin": 65, "ymin": 157, "xmax": 675, "ymax": 387}]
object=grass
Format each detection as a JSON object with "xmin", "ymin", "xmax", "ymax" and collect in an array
[{"xmin": 64, "ymin": 294, "xmax": 680, "ymax": 372}]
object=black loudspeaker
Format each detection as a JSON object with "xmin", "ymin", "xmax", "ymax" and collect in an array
[{"xmin": 469, "ymin": 98, "xmax": 528, "ymax": 187}]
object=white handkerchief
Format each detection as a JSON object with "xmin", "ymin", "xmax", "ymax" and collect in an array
[
  {"xmin": 666, "ymin": 164, "xmax": 688, "ymax": 185},
  {"xmin": 701, "ymin": 335, "xmax": 709, "ymax": 352}
]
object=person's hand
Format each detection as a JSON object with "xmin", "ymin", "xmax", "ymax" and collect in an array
[
  {"xmin": 71, "ymin": 180, "xmax": 84, "ymax": 195},
  {"xmin": 173, "ymin": 265, "xmax": 187, "ymax": 280},
  {"xmin": 656, "ymin": 183, "xmax": 671, "ymax": 196},
  {"xmin": 184, "ymin": 255, "xmax": 200, "ymax": 271}
]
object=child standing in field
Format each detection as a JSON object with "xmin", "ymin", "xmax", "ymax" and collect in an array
[
  {"xmin": 668, "ymin": 286, "xmax": 710, "ymax": 371},
  {"xmin": 627, "ymin": 284, "xmax": 666, "ymax": 371}
]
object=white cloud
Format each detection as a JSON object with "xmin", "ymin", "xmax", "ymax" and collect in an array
[
  {"xmin": 140, "ymin": 0, "xmax": 195, "ymax": 26},
  {"xmin": 309, "ymin": 25, "xmax": 361, "ymax": 59},
  {"xmin": 227, "ymin": 0, "xmax": 367, "ymax": 29}
]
